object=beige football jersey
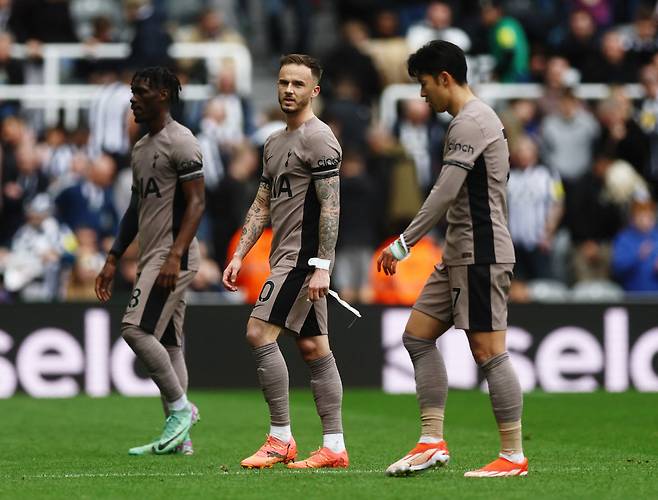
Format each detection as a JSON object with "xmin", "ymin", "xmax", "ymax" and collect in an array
[
  {"xmin": 130, "ymin": 119, "xmax": 204, "ymax": 272},
  {"xmin": 262, "ymin": 116, "xmax": 341, "ymax": 269},
  {"xmin": 405, "ymin": 99, "xmax": 515, "ymax": 266}
]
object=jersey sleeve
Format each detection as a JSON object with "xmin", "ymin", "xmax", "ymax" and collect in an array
[
  {"xmin": 442, "ymin": 117, "xmax": 489, "ymax": 171},
  {"xmin": 305, "ymin": 130, "xmax": 342, "ymax": 179},
  {"xmin": 172, "ymin": 134, "xmax": 204, "ymax": 182}
]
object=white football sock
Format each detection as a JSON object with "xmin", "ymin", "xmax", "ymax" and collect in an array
[
  {"xmin": 270, "ymin": 425, "xmax": 291, "ymax": 442},
  {"xmin": 500, "ymin": 451, "xmax": 525, "ymax": 464},
  {"xmin": 323, "ymin": 433, "xmax": 345, "ymax": 453},
  {"xmin": 418, "ymin": 435, "xmax": 443, "ymax": 444},
  {"xmin": 168, "ymin": 394, "xmax": 188, "ymax": 412}
]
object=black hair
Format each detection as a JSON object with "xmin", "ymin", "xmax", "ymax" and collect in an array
[
  {"xmin": 407, "ymin": 40, "xmax": 467, "ymax": 85},
  {"xmin": 131, "ymin": 66, "xmax": 182, "ymax": 105}
]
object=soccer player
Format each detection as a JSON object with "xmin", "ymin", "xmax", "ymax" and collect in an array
[
  {"xmin": 378, "ymin": 41, "xmax": 528, "ymax": 477},
  {"xmin": 95, "ymin": 67, "xmax": 205, "ymax": 456},
  {"xmin": 222, "ymin": 54, "xmax": 348, "ymax": 469}
]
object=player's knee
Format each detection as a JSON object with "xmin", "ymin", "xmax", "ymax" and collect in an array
[
  {"xmin": 245, "ymin": 324, "xmax": 266, "ymax": 347},
  {"xmin": 471, "ymin": 345, "xmax": 503, "ymax": 365},
  {"xmin": 297, "ymin": 338, "xmax": 323, "ymax": 361},
  {"xmin": 121, "ymin": 323, "xmax": 142, "ymax": 345}
]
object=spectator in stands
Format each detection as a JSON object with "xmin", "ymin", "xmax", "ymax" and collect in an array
[
  {"xmin": 178, "ymin": 7, "xmax": 244, "ymax": 45},
  {"xmin": 567, "ymin": 152, "xmax": 626, "ymax": 282},
  {"xmin": 581, "ymin": 30, "xmax": 637, "ymax": 83},
  {"xmin": 366, "ymin": 126, "xmax": 423, "ymax": 239},
  {"xmin": 555, "ymin": 9, "xmax": 600, "ymax": 78},
  {"xmin": 8, "ymin": 0, "xmax": 78, "ymax": 43},
  {"xmin": 507, "ymin": 135, "xmax": 564, "ymax": 281},
  {"xmin": 499, "ymin": 98, "xmax": 540, "ymax": 153},
  {"xmin": 406, "ymin": 1, "xmax": 471, "ymax": 53},
  {"xmin": 323, "ymin": 20, "xmax": 382, "ymax": 106},
  {"xmin": 568, "ymin": 0, "xmax": 613, "ymax": 30},
  {"xmin": 480, "ymin": 0, "xmax": 530, "ymax": 82},
  {"xmin": 64, "ymin": 226, "xmax": 105, "ymax": 301},
  {"xmin": 0, "ymin": 0, "xmax": 10, "ymax": 32},
  {"xmin": 394, "ymin": 99, "xmax": 444, "ymax": 193},
  {"xmin": 596, "ymin": 89, "xmax": 649, "ymax": 181},
  {"xmin": 176, "ymin": 7, "xmax": 245, "ymax": 82},
  {"xmin": 54, "ymin": 153, "xmax": 118, "ymax": 243},
  {"xmin": 536, "ymin": 56, "xmax": 579, "ymax": 117},
  {"xmin": 208, "ymin": 143, "xmax": 259, "ymax": 268},
  {"xmin": 3, "ymin": 193, "xmax": 75, "ymax": 301},
  {"xmin": 75, "ymin": 16, "xmax": 123, "ymax": 82},
  {"xmin": 637, "ymin": 64, "xmax": 658, "ymax": 195},
  {"xmin": 363, "ymin": 9, "xmax": 409, "ymax": 86},
  {"xmin": 333, "ymin": 151, "xmax": 377, "ymax": 304},
  {"xmin": 618, "ymin": 5, "xmax": 658, "ymax": 67},
  {"xmin": 323, "ymin": 76, "xmax": 371, "ymax": 152},
  {"xmin": 38, "ymin": 126, "xmax": 76, "ymax": 184},
  {"xmin": 264, "ymin": 0, "xmax": 312, "ymax": 56},
  {"xmin": 87, "ymin": 67, "xmax": 137, "ymax": 169},
  {"xmin": 211, "ymin": 63, "xmax": 254, "ymax": 138},
  {"xmin": 540, "ymin": 88, "xmax": 600, "ymax": 185},
  {"xmin": 0, "ymin": 131, "xmax": 48, "ymax": 246},
  {"xmin": 612, "ymin": 197, "xmax": 658, "ymax": 292},
  {"xmin": 0, "ymin": 32, "xmax": 24, "ymax": 119},
  {"xmin": 124, "ymin": 0, "xmax": 172, "ymax": 68}
]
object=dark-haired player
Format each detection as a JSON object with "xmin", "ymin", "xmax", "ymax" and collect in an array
[
  {"xmin": 378, "ymin": 41, "xmax": 527, "ymax": 477},
  {"xmin": 95, "ymin": 67, "xmax": 205, "ymax": 456},
  {"xmin": 223, "ymin": 54, "xmax": 348, "ymax": 469}
]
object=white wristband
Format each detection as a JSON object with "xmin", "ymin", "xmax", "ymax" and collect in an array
[
  {"xmin": 389, "ymin": 236, "xmax": 410, "ymax": 261},
  {"xmin": 308, "ymin": 257, "xmax": 331, "ymax": 270}
]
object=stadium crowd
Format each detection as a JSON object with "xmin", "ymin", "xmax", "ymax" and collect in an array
[{"xmin": 1, "ymin": 0, "xmax": 658, "ymax": 304}]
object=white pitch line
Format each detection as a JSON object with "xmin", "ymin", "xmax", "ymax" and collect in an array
[{"xmin": 2, "ymin": 470, "xmax": 394, "ymax": 480}]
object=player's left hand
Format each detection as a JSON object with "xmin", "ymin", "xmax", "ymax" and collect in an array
[
  {"xmin": 377, "ymin": 247, "xmax": 398, "ymax": 276},
  {"xmin": 157, "ymin": 253, "xmax": 181, "ymax": 291},
  {"xmin": 308, "ymin": 268, "xmax": 330, "ymax": 301}
]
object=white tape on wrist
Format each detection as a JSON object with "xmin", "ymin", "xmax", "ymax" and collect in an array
[
  {"xmin": 389, "ymin": 237, "xmax": 410, "ymax": 261},
  {"xmin": 308, "ymin": 257, "xmax": 331, "ymax": 270}
]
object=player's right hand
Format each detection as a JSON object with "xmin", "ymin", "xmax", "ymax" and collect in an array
[
  {"xmin": 222, "ymin": 255, "xmax": 242, "ymax": 292},
  {"xmin": 95, "ymin": 258, "xmax": 117, "ymax": 302}
]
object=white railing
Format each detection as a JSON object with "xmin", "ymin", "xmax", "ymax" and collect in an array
[
  {"xmin": 4, "ymin": 42, "xmax": 251, "ymax": 126},
  {"xmin": 379, "ymin": 82, "xmax": 645, "ymax": 129}
]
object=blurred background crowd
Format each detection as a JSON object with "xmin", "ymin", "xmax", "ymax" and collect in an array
[{"xmin": 2, "ymin": 0, "xmax": 658, "ymax": 306}]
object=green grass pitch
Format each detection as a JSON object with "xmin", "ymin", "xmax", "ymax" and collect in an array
[{"xmin": 1, "ymin": 390, "xmax": 656, "ymax": 499}]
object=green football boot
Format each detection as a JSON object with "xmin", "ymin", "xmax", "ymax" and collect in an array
[
  {"xmin": 128, "ymin": 439, "xmax": 160, "ymax": 456},
  {"xmin": 153, "ymin": 404, "xmax": 193, "ymax": 455}
]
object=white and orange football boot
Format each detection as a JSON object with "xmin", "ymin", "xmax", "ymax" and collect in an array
[
  {"xmin": 286, "ymin": 447, "xmax": 349, "ymax": 469},
  {"xmin": 385, "ymin": 441, "xmax": 450, "ymax": 476},
  {"xmin": 464, "ymin": 456, "xmax": 528, "ymax": 477},
  {"xmin": 240, "ymin": 435, "xmax": 297, "ymax": 469}
]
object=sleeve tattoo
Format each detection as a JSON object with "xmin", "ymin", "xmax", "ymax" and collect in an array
[
  {"xmin": 314, "ymin": 175, "xmax": 340, "ymax": 260},
  {"xmin": 235, "ymin": 180, "xmax": 271, "ymax": 258}
]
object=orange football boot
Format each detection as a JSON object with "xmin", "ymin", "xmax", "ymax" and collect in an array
[
  {"xmin": 240, "ymin": 435, "xmax": 297, "ymax": 469},
  {"xmin": 286, "ymin": 447, "xmax": 349, "ymax": 469},
  {"xmin": 385, "ymin": 440, "xmax": 450, "ymax": 476},
  {"xmin": 464, "ymin": 456, "xmax": 528, "ymax": 477}
]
